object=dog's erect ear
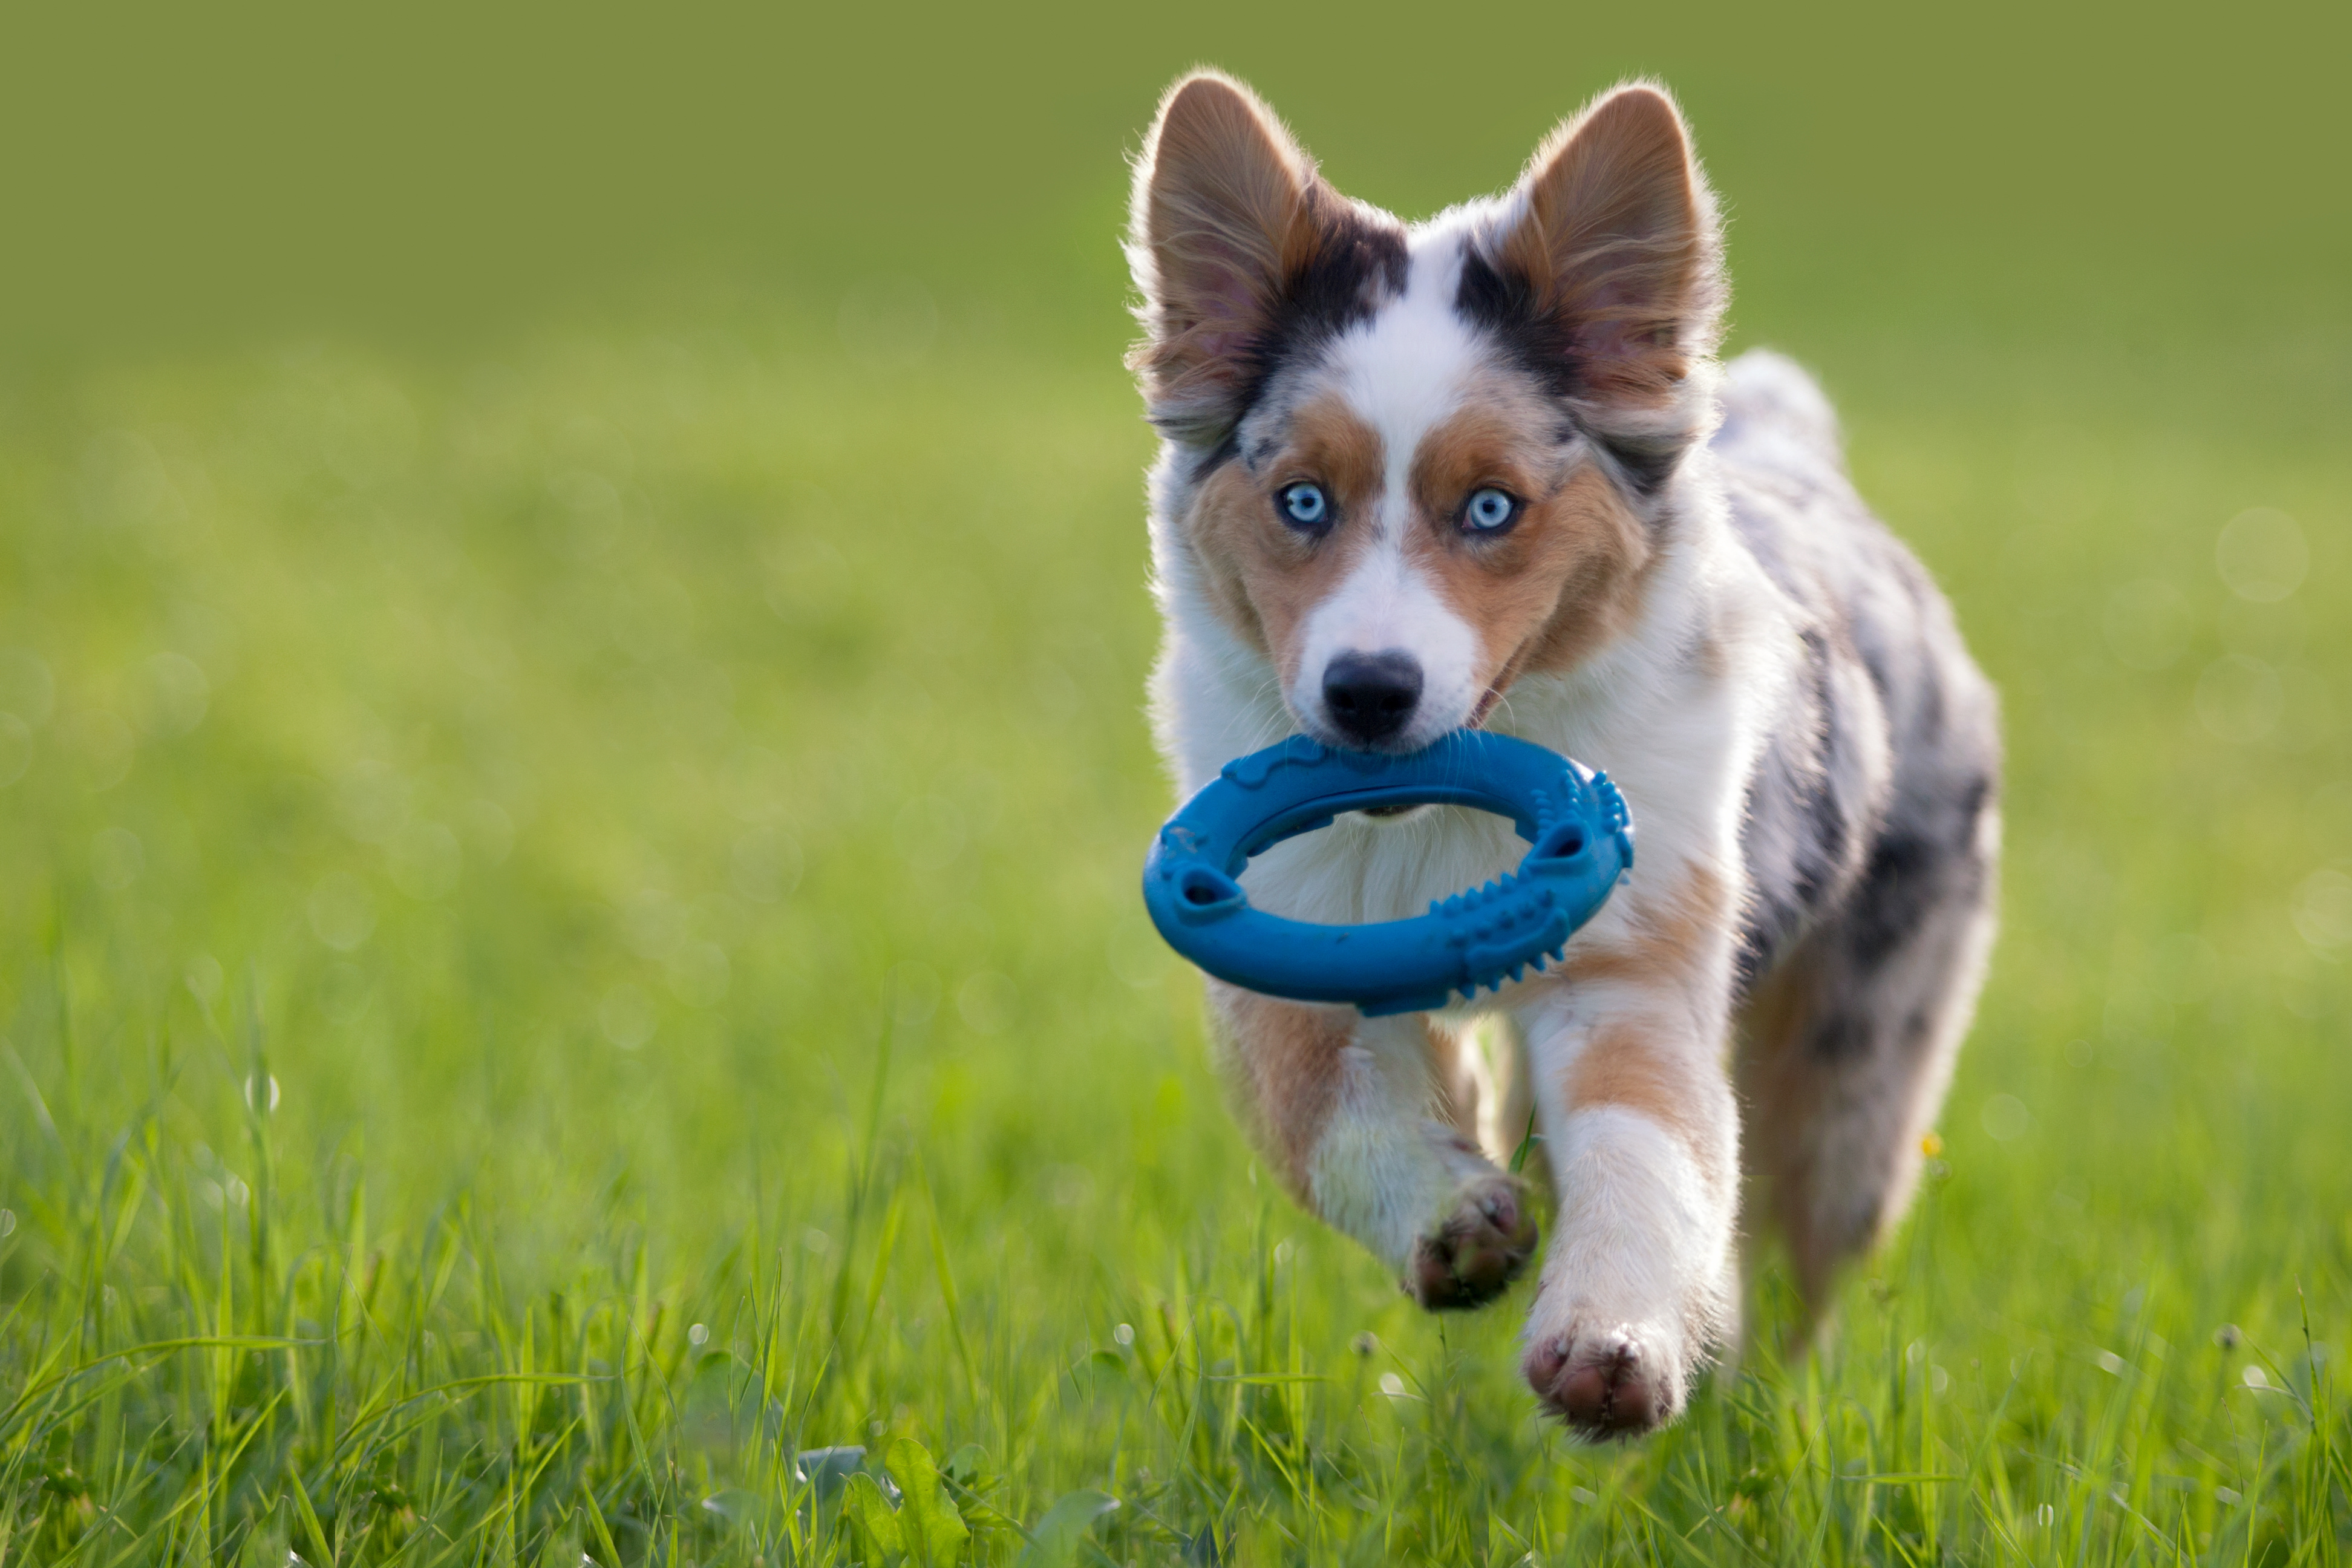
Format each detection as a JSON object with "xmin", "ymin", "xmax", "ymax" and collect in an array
[
  {"xmin": 1128, "ymin": 71, "xmax": 1403, "ymax": 448},
  {"xmin": 1465, "ymin": 84, "xmax": 1723, "ymax": 456}
]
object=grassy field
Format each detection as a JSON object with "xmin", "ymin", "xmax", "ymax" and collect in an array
[{"xmin": 0, "ymin": 289, "xmax": 2348, "ymax": 1567}]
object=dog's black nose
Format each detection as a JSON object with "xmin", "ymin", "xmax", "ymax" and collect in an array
[{"xmin": 1322, "ymin": 651, "xmax": 1423, "ymax": 746}]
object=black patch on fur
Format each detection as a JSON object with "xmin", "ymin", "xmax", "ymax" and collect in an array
[
  {"xmin": 1190, "ymin": 430, "xmax": 1243, "ymax": 486},
  {"xmin": 1809, "ymin": 1011, "xmax": 1870, "ymax": 1062},
  {"xmin": 1843, "ymin": 831, "xmax": 1941, "ymax": 970},
  {"xmin": 1454, "ymin": 247, "xmax": 1682, "ymax": 500},
  {"xmin": 1840, "ymin": 765, "xmax": 1997, "ymax": 975},
  {"xmin": 1907, "ymin": 667, "xmax": 1946, "ymax": 750},
  {"xmin": 1956, "ymin": 771, "xmax": 1994, "ymax": 826},
  {"xmin": 1185, "ymin": 204, "xmax": 1410, "ymax": 472},
  {"xmin": 1455, "ymin": 247, "xmax": 1569, "ymax": 390},
  {"xmin": 1602, "ymin": 440, "xmax": 1681, "ymax": 497},
  {"xmin": 1707, "ymin": 358, "xmax": 2003, "ymax": 1285}
]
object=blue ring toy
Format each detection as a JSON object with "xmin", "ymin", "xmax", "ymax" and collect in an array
[{"xmin": 1142, "ymin": 731, "xmax": 1634, "ymax": 1016}]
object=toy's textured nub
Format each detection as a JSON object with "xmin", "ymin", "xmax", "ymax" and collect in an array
[{"xmin": 1141, "ymin": 731, "xmax": 1635, "ymax": 1015}]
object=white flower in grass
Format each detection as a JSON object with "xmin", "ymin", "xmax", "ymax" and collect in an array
[{"xmin": 1980, "ymin": 1093, "xmax": 2031, "ymax": 1142}]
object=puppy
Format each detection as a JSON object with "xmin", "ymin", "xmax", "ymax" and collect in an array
[{"xmin": 1125, "ymin": 72, "xmax": 2000, "ymax": 1438}]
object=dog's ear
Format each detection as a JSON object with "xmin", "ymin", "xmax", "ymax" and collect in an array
[
  {"xmin": 1466, "ymin": 83, "xmax": 1723, "ymax": 462},
  {"xmin": 1126, "ymin": 71, "xmax": 1400, "ymax": 448}
]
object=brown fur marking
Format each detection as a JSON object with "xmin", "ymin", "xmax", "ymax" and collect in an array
[
  {"xmin": 1733, "ymin": 941, "xmax": 1835, "ymax": 1292},
  {"xmin": 1195, "ymin": 378, "xmax": 1662, "ymax": 704},
  {"xmin": 1561, "ymin": 864, "xmax": 1728, "ymax": 994},
  {"xmin": 1183, "ymin": 394, "xmax": 1385, "ymax": 672},
  {"xmin": 1540, "ymin": 865, "xmax": 1734, "ymax": 1171},
  {"xmin": 1207, "ymin": 980, "xmax": 1358, "ymax": 1197},
  {"xmin": 1405, "ymin": 390, "xmax": 1658, "ymax": 683},
  {"xmin": 1563, "ymin": 1021, "xmax": 1719, "ymax": 1171}
]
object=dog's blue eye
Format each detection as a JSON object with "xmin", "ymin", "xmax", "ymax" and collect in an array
[
  {"xmin": 1279, "ymin": 483, "xmax": 1328, "ymax": 529},
  {"xmin": 1464, "ymin": 487, "xmax": 1518, "ymax": 533}
]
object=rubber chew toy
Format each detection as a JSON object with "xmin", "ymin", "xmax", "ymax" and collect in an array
[{"xmin": 1142, "ymin": 731, "xmax": 1634, "ymax": 1016}]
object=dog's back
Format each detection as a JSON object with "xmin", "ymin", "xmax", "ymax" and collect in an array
[{"xmin": 1713, "ymin": 349, "xmax": 2002, "ymax": 1310}]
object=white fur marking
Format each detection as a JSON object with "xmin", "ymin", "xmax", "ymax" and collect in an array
[{"xmin": 1287, "ymin": 235, "xmax": 1496, "ymax": 746}]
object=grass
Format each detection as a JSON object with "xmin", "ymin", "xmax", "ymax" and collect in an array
[{"xmin": 0, "ymin": 301, "xmax": 2348, "ymax": 1565}]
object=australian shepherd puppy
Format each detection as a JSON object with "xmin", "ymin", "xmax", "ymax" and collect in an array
[{"xmin": 1126, "ymin": 72, "xmax": 2001, "ymax": 1438}]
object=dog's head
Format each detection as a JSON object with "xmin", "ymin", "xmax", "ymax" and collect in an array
[{"xmin": 1128, "ymin": 73, "xmax": 1723, "ymax": 751}]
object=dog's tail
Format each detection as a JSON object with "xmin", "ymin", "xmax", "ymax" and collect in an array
[{"xmin": 1713, "ymin": 348, "xmax": 1845, "ymax": 474}]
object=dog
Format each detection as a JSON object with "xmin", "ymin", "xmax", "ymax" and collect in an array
[{"xmin": 1125, "ymin": 71, "xmax": 2001, "ymax": 1438}]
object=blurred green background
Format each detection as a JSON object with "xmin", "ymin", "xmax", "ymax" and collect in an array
[
  {"xmin": 5, "ymin": 0, "xmax": 2347, "ymax": 359},
  {"xmin": 2, "ymin": 2, "xmax": 2350, "ymax": 1563}
]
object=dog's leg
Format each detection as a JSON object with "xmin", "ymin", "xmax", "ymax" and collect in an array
[
  {"xmin": 1451, "ymin": 1013, "xmax": 1536, "ymax": 1172},
  {"xmin": 1509, "ymin": 869, "xmax": 1743, "ymax": 1439},
  {"xmin": 1742, "ymin": 804, "xmax": 2000, "ymax": 1339},
  {"xmin": 1208, "ymin": 981, "xmax": 1537, "ymax": 1310}
]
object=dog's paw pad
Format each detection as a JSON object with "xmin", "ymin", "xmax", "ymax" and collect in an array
[
  {"xmin": 1523, "ymin": 1327, "xmax": 1676, "ymax": 1439},
  {"xmin": 1404, "ymin": 1178, "xmax": 1537, "ymax": 1312}
]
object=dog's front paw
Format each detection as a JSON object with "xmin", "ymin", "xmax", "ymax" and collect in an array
[
  {"xmin": 1522, "ymin": 1322, "xmax": 1686, "ymax": 1439},
  {"xmin": 1404, "ymin": 1175, "xmax": 1537, "ymax": 1311}
]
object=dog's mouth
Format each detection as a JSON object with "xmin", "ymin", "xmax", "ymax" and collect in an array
[{"xmin": 1350, "ymin": 672, "xmax": 1512, "ymax": 819}]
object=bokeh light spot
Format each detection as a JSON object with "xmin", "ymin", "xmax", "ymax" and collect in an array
[
  {"xmin": 2292, "ymin": 869, "xmax": 2352, "ymax": 952},
  {"xmin": 2215, "ymin": 508, "xmax": 2307, "ymax": 603},
  {"xmin": 1980, "ymin": 1093, "xmax": 2031, "ymax": 1142},
  {"xmin": 139, "ymin": 652, "xmax": 211, "ymax": 737}
]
